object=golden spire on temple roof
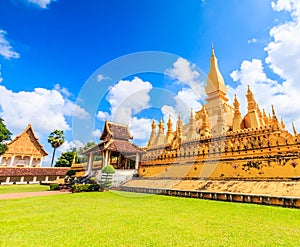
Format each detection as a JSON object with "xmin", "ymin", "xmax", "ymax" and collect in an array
[
  {"xmin": 292, "ymin": 122, "xmax": 297, "ymax": 136},
  {"xmin": 205, "ymin": 46, "xmax": 227, "ymax": 96}
]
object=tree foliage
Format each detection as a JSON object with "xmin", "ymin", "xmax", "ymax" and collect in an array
[
  {"xmin": 72, "ymin": 141, "xmax": 101, "ymax": 163},
  {"xmin": 0, "ymin": 118, "xmax": 12, "ymax": 155},
  {"xmin": 55, "ymin": 151, "xmax": 78, "ymax": 167},
  {"xmin": 48, "ymin": 130, "xmax": 65, "ymax": 167}
]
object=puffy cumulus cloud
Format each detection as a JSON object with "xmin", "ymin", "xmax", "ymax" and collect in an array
[
  {"xmin": 58, "ymin": 139, "xmax": 84, "ymax": 154},
  {"xmin": 175, "ymin": 88, "xmax": 202, "ymax": 121},
  {"xmin": 91, "ymin": 129, "xmax": 101, "ymax": 138},
  {"xmin": 128, "ymin": 117, "xmax": 152, "ymax": 146},
  {"xmin": 161, "ymin": 105, "xmax": 177, "ymax": 129},
  {"xmin": 107, "ymin": 77, "xmax": 152, "ymax": 124},
  {"xmin": 0, "ymin": 85, "xmax": 89, "ymax": 135},
  {"xmin": 26, "ymin": 0, "xmax": 56, "ymax": 8},
  {"xmin": 230, "ymin": 59, "xmax": 281, "ymax": 116},
  {"xmin": 165, "ymin": 57, "xmax": 206, "ymax": 100},
  {"xmin": 230, "ymin": 0, "xmax": 300, "ymax": 130},
  {"xmin": 96, "ymin": 111, "xmax": 109, "ymax": 121},
  {"xmin": 95, "ymin": 77, "xmax": 153, "ymax": 145},
  {"xmin": 0, "ymin": 30, "xmax": 20, "ymax": 59},
  {"xmin": 165, "ymin": 58, "xmax": 205, "ymax": 121}
]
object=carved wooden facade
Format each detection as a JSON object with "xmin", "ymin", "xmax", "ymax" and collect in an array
[{"xmin": 0, "ymin": 124, "xmax": 48, "ymax": 167}]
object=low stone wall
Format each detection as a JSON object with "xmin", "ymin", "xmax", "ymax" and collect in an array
[
  {"xmin": 0, "ymin": 167, "xmax": 69, "ymax": 184},
  {"xmin": 121, "ymin": 186, "xmax": 300, "ymax": 208}
]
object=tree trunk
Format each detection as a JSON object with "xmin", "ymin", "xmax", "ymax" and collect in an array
[{"xmin": 50, "ymin": 148, "xmax": 57, "ymax": 167}]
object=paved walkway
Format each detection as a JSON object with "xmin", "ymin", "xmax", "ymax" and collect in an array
[{"xmin": 0, "ymin": 191, "xmax": 71, "ymax": 200}]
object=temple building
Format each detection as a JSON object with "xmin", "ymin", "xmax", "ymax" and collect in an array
[
  {"xmin": 83, "ymin": 121, "xmax": 143, "ymax": 175},
  {"xmin": 0, "ymin": 124, "xmax": 48, "ymax": 167},
  {"xmin": 140, "ymin": 48, "xmax": 300, "ymax": 179}
]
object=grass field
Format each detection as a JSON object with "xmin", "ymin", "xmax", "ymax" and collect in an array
[
  {"xmin": 0, "ymin": 184, "xmax": 49, "ymax": 194},
  {"xmin": 0, "ymin": 191, "xmax": 299, "ymax": 247}
]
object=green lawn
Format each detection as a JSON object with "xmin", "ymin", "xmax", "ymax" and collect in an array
[
  {"xmin": 0, "ymin": 191, "xmax": 299, "ymax": 247},
  {"xmin": 0, "ymin": 184, "xmax": 49, "ymax": 194}
]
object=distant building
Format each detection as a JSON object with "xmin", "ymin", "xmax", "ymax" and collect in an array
[{"xmin": 0, "ymin": 124, "xmax": 48, "ymax": 167}]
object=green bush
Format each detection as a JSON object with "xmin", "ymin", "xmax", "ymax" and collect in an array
[
  {"xmin": 102, "ymin": 165, "xmax": 115, "ymax": 174},
  {"xmin": 71, "ymin": 184, "xmax": 101, "ymax": 193},
  {"xmin": 50, "ymin": 184, "xmax": 60, "ymax": 191},
  {"xmin": 66, "ymin": 170, "xmax": 76, "ymax": 177}
]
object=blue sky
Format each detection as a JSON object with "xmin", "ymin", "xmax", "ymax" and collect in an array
[{"xmin": 1, "ymin": 0, "xmax": 300, "ymax": 166}]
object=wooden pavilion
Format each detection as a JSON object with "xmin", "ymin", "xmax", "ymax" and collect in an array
[{"xmin": 83, "ymin": 121, "xmax": 143, "ymax": 174}]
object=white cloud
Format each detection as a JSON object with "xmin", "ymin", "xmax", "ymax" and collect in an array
[
  {"xmin": 54, "ymin": 83, "xmax": 71, "ymax": 97},
  {"xmin": 165, "ymin": 57, "xmax": 206, "ymax": 101},
  {"xmin": 248, "ymin": 38, "xmax": 257, "ymax": 44},
  {"xmin": 26, "ymin": 0, "xmax": 55, "ymax": 8},
  {"xmin": 0, "ymin": 85, "xmax": 89, "ymax": 135},
  {"xmin": 0, "ymin": 65, "xmax": 3, "ymax": 83},
  {"xmin": 91, "ymin": 129, "xmax": 101, "ymax": 137},
  {"xmin": 175, "ymin": 88, "xmax": 202, "ymax": 121},
  {"xmin": 96, "ymin": 111, "xmax": 109, "ymax": 121},
  {"xmin": 95, "ymin": 77, "xmax": 153, "ymax": 145},
  {"xmin": 59, "ymin": 139, "xmax": 84, "ymax": 154},
  {"xmin": 230, "ymin": 0, "xmax": 300, "ymax": 130},
  {"xmin": 97, "ymin": 74, "xmax": 111, "ymax": 82},
  {"xmin": 161, "ymin": 105, "xmax": 177, "ymax": 128},
  {"xmin": 108, "ymin": 77, "xmax": 152, "ymax": 124},
  {"xmin": 129, "ymin": 117, "xmax": 152, "ymax": 145},
  {"xmin": 0, "ymin": 30, "xmax": 20, "ymax": 59},
  {"xmin": 165, "ymin": 58, "xmax": 204, "ymax": 121}
]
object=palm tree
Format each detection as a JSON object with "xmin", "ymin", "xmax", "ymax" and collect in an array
[{"xmin": 48, "ymin": 130, "xmax": 65, "ymax": 167}]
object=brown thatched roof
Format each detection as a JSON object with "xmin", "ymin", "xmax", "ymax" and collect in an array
[{"xmin": 100, "ymin": 121, "xmax": 133, "ymax": 141}]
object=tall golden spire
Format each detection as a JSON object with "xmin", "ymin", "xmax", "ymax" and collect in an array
[
  {"xmin": 147, "ymin": 120, "xmax": 157, "ymax": 146},
  {"xmin": 292, "ymin": 122, "xmax": 297, "ymax": 136},
  {"xmin": 271, "ymin": 105, "xmax": 278, "ymax": 122},
  {"xmin": 167, "ymin": 115, "xmax": 173, "ymax": 134},
  {"xmin": 232, "ymin": 94, "xmax": 242, "ymax": 131},
  {"xmin": 263, "ymin": 109, "xmax": 269, "ymax": 125},
  {"xmin": 187, "ymin": 109, "xmax": 198, "ymax": 140},
  {"xmin": 166, "ymin": 115, "xmax": 174, "ymax": 144},
  {"xmin": 202, "ymin": 106, "xmax": 210, "ymax": 130},
  {"xmin": 205, "ymin": 47, "xmax": 228, "ymax": 99},
  {"xmin": 156, "ymin": 118, "xmax": 166, "ymax": 145}
]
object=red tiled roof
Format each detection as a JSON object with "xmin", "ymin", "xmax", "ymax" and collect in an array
[
  {"xmin": 106, "ymin": 140, "xmax": 142, "ymax": 154},
  {"xmin": 0, "ymin": 167, "xmax": 69, "ymax": 177},
  {"xmin": 83, "ymin": 139, "xmax": 143, "ymax": 155}
]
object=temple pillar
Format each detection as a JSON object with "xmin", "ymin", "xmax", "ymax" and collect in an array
[
  {"xmin": 87, "ymin": 153, "xmax": 94, "ymax": 174},
  {"xmin": 0, "ymin": 155, "xmax": 2, "ymax": 165},
  {"xmin": 135, "ymin": 153, "xmax": 140, "ymax": 174},
  {"xmin": 103, "ymin": 150, "xmax": 110, "ymax": 167},
  {"xmin": 10, "ymin": 155, "xmax": 15, "ymax": 167},
  {"xmin": 29, "ymin": 156, "xmax": 33, "ymax": 167},
  {"xmin": 39, "ymin": 157, "xmax": 43, "ymax": 167}
]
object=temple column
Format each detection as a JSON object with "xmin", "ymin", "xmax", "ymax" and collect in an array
[
  {"xmin": 0, "ymin": 155, "xmax": 2, "ymax": 165},
  {"xmin": 135, "ymin": 153, "xmax": 140, "ymax": 175},
  {"xmin": 101, "ymin": 151, "xmax": 105, "ymax": 168},
  {"xmin": 87, "ymin": 153, "xmax": 94, "ymax": 174},
  {"xmin": 103, "ymin": 150, "xmax": 109, "ymax": 167},
  {"xmin": 10, "ymin": 155, "xmax": 15, "ymax": 167},
  {"xmin": 39, "ymin": 157, "xmax": 43, "ymax": 167},
  {"xmin": 29, "ymin": 156, "xmax": 33, "ymax": 167}
]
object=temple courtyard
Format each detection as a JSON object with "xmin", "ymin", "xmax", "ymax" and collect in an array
[{"xmin": 0, "ymin": 185, "xmax": 299, "ymax": 246}]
